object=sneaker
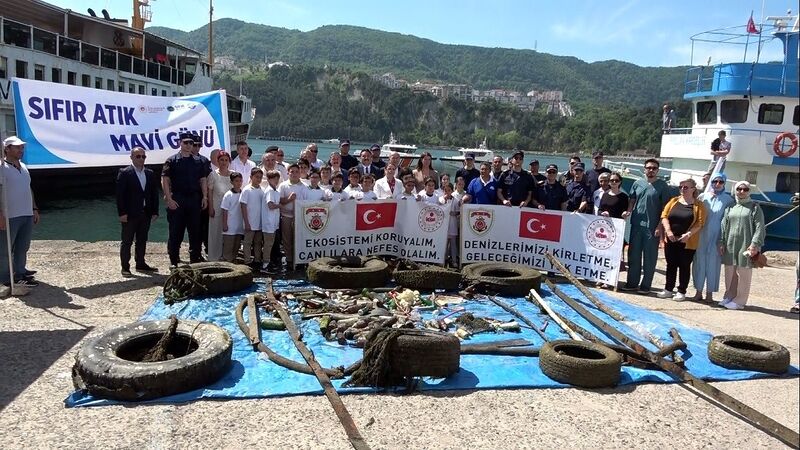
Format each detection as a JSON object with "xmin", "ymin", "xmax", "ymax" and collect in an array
[
  {"xmin": 135, "ymin": 264, "xmax": 159, "ymax": 272},
  {"xmin": 790, "ymin": 304, "xmax": 800, "ymax": 314},
  {"xmin": 637, "ymin": 288, "xmax": 651, "ymax": 295},
  {"xmin": 121, "ymin": 269, "xmax": 134, "ymax": 278},
  {"xmin": 24, "ymin": 270, "xmax": 37, "ymax": 277},
  {"xmin": 718, "ymin": 298, "xmax": 731, "ymax": 307},
  {"xmin": 16, "ymin": 278, "xmax": 39, "ymax": 287},
  {"xmin": 691, "ymin": 292, "xmax": 703, "ymax": 302},
  {"xmin": 672, "ymin": 292, "xmax": 686, "ymax": 301},
  {"xmin": 656, "ymin": 290, "xmax": 674, "ymax": 299},
  {"xmin": 724, "ymin": 302, "xmax": 745, "ymax": 310},
  {"xmin": 620, "ymin": 284, "xmax": 637, "ymax": 291}
]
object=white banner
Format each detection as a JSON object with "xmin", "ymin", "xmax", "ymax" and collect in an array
[
  {"xmin": 460, "ymin": 205, "xmax": 626, "ymax": 284},
  {"xmin": 295, "ymin": 199, "xmax": 449, "ymax": 264},
  {"xmin": 11, "ymin": 78, "xmax": 229, "ymax": 169}
]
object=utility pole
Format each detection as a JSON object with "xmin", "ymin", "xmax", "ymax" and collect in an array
[{"xmin": 208, "ymin": 0, "xmax": 214, "ymax": 71}]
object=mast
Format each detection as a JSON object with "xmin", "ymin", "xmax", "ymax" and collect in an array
[{"xmin": 208, "ymin": 0, "xmax": 214, "ymax": 70}]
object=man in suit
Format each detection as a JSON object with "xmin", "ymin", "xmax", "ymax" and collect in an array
[
  {"xmin": 357, "ymin": 148, "xmax": 384, "ymax": 179},
  {"xmin": 117, "ymin": 147, "xmax": 159, "ymax": 277}
]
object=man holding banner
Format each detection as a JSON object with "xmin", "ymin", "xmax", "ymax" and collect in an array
[{"xmin": 162, "ymin": 132, "xmax": 211, "ymax": 268}]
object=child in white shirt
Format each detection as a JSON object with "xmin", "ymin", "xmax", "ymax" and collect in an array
[
  {"xmin": 220, "ymin": 172, "xmax": 244, "ymax": 262},
  {"xmin": 419, "ymin": 176, "xmax": 440, "ymax": 205},
  {"xmin": 326, "ymin": 173, "xmax": 348, "ymax": 202},
  {"xmin": 343, "ymin": 168, "xmax": 361, "ymax": 198},
  {"xmin": 319, "ymin": 165, "xmax": 332, "ymax": 191},
  {"xmin": 352, "ymin": 173, "xmax": 378, "ymax": 201},
  {"xmin": 305, "ymin": 170, "xmax": 327, "ymax": 201},
  {"xmin": 260, "ymin": 170, "xmax": 282, "ymax": 272},
  {"xmin": 439, "ymin": 181, "xmax": 461, "ymax": 267},
  {"xmin": 239, "ymin": 167, "xmax": 264, "ymax": 265}
]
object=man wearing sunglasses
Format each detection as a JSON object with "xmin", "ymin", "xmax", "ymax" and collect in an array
[
  {"xmin": 622, "ymin": 158, "xmax": 671, "ymax": 294},
  {"xmin": 306, "ymin": 143, "xmax": 324, "ymax": 170},
  {"xmin": 116, "ymin": 147, "xmax": 159, "ymax": 277},
  {"xmin": 162, "ymin": 132, "xmax": 212, "ymax": 268}
]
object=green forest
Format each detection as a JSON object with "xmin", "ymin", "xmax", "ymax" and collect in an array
[
  {"xmin": 150, "ymin": 18, "xmax": 694, "ymax": 153},
  {"xmin": 215, "ymin": 66, "xmax": 690, "ymax": 154}
]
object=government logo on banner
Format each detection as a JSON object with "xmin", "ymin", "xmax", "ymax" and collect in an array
[
  {"xmin": 355, "ymin": 202, "xmax": 397, "ymax": 231},
  {"xmin": 303, "ymin": 204, "xmax": 330, "ymax": 234},
  {"xmin": 468, "ymin": 209, "xmax": 493, "ymax": 235},
  {"xmin": 418, "ymin": 205, "xmax": 445, "ymax": 232},
  {"xmin": 518, "ymin": 211, "xmax": 562, "ymax": 242},
  {"xmin": 585, "ymin": 218, "xmax": 617, "ymax": 250}
]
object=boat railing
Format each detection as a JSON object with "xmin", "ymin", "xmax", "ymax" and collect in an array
[
  {"xmin": 0, "ymin": 16, "xmax": 202, "ymax": 87},
  {"xmin": 605, "ymin": 159, "xmax": 772, "ymax": 202},
  {"xmin": 684, "ymin": 63, "xmax": 799, "ymax": 96}
]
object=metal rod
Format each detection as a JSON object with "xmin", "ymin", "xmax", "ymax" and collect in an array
[
  {"xmin": 484, "ymin": 295, "xmax": 549, "ymax": 342},
  {"xmin": 545, "ymin": 279, "xmax": 799, "ymax": 449},
  {"xmin": 528, "ymin": 289, "xmax": 583, "ymax": 341}
]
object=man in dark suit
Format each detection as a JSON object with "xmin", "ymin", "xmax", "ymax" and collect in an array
[
  {"xmin": 356, "ymin": 148, "xmax": 384, "ymax": 179},
  {"xmin": 116, "ymin": 146, "xmax": 159, "ymax": 277}
]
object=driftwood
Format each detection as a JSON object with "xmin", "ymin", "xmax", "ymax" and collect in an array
[
  {"xmin": 528, "ymin": 289, "xmax": 583, "ymax": 341},
  {"xmin": 484, "ymin": 296, "xmax": 549, "ymax": 342},
  {"xmin": 264, "ymin": 282, "xmax": 370, "ymax": 450},
  {"xmin": 246, "ymin": 295, "xmax": 260, "ymax": 345},
  {"xmin": 545, "ymin": 279, "xmax": 799, "ymax": 449}
]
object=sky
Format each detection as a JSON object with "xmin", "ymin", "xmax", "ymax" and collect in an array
[{"xmin": 49, "ymin": 0, "xmax": 794, "ymax": 67}]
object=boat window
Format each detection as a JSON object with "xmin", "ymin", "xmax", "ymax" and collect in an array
[
  {"xmin": 0, "ymin": 57, "xmax": 7, "ymax": 79},
  {"xmin": 794, "ymin": 106, "xmax": 800, "ymax": 126},
  {"xmin": 67, "ymin": 71, "xmax": 76, "ymax": 85},
  {"xmin": 132, "ymin": 57, "xmax": 146, "ymax": 76},
  {"xmin": 3, "ymin": 19, "xmax": 31, "ymax": 48},
  {"xmin": 51, "ymin": 68, "xmax": 61, "ymax": 83},
  {"xmin": 119, "ymin": 54, "xmax": 132, "ymax": 73},
  {"xmin": 161, "ymin": 89, "xmax": 167, "ymax": 97},
  {"xmin": 81, "ymin": 44, "xmax": 100, "ymax": 66},
  {"xmin": 81, "ymin": 74, "xmax": 90, "ymax": 87},
  {"xmin": 775, "ymin": 172, "xmax": 799, "ymax": 193},
  {"xmin": 758, "ymin": 104, "xmax": 784, "ymax": 125},
  {"xmin": 720, "ymin": 99, "xmax": 748, "ymax": 123},
  {"xmin": 118, "ymin": 82, "xmax": 124, "ymax": 92},
  {"xmin": 696, "ymin": 101, "xmax": 717, "ymax": 124},
  {"xmin": 100, "ymin": 49, "xmax": 117, "ymax": 70},
  {"xmin": 152, "ymin": 88, "xmax": 157, "ymax": 96},
  {"xmin": 107, "ymin": 79, "xmax": 115, "ymax": 91},
  {"xmin": 128, "ymin": 84, "xmax": 136, "ymax": 94},
  {"xmin": 139, "ymin": 85, "xmax": 145, "ymax": 95},
  {"xmin": 95, "ymin": 77, "xmax": 103, "ymax": 89},
  {"xmin": 34, "ymin": 64, "xmax": 44, "ymax": 81},
  {"xmin": 15, "ymin": 60, "xmax": 27, "ymax": 79},
  {"xmin": 58, "ymin": 36, "xmax": 80, "ymax": 61},
  {"xmin": 32, "ymin": 29, "xmax": 56, "ymax": 55}
]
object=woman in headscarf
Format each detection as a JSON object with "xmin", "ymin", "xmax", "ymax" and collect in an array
[
  {"xmin": 718, "ymin": 180, "xmax": 766, "ymax": 310},
  {"xmin": 691, "ymin": 172, "xmax": 734, "ymax": 302}
]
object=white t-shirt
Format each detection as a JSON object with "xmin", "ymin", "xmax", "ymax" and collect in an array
[
  {"xmin": 239, "ymin": 184, "xmax": 264, "ymax": 230},
  {"xmin": 261, "ymin": 187, "xmax": 281, "ymax": 233},
  {"xmin": 326, "ymin": 189, "xmax": 349, "ymax": 202},
  {"xmin": 343, "ymin": 184, "xmax": 361, "ymax": 198},
  {"xmin": 220, "ymin": 190, "xmax": 244, "ymax": 235},
  {"xmin": 351, "ymin": 190, "xmax": 378, "ymax": 201},
  {"xmin": 278, "ymin": 179, "xmax": 307, "ymax": 218},
  {"xmin": 231, "ymin": 158, "xmax": 256, "ymax": 185},
  {"xmin": 0, "ymin": 162, "xmax": 34, "ymax": 218},
  {"xmin": 305, "ymin": 187, "xmax": 327, "ymax": 201},
  {"xmin": 420, "ymin": 192, "xmax": 440, "ymax": 205}
]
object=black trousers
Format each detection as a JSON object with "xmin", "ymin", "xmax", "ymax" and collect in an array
[
  {"xmin": 120, "ymin": 214, "xmax": 152, "ymax": 270},
  {"xmin": 167, "ymin": 193, "xmax": 202, "ymax": 264},
  {"xmin": 664, "ymin": 241, "xmax": 696, "ymax": 294}
]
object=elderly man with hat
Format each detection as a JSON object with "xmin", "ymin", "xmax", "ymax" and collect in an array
[
  {"xmin": 536, "ymin": 164, "xmax": 568, "ymax": 211},
  {"xmin": 369, "ymin": 144, "xmax": 386, "ymax": 170},
  {"xmin": 496, "ymin": 150, "xmax": 536, "ymax": 208},
  {"xmin": 338, "ymin": 139, "xmax": 358, "ymax": 171},
  {"xmin": 162, "ymin": 131, "xmax": 212, "ymax": 268},
  {"xmin": 455, "ymin": 153, "xmax": 480, "ymax": 187},
  {"xmin": 585, "ymin": 150, "xmax": 611, "ymax": 193},
  {"xmin": 0, "ymin": 136, "xmax": 40, "ymax": 288}
]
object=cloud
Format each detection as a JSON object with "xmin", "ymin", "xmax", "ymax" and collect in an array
[{"xmin": 549, "ymin": 1, "xmax": 657, "ymax": 45}]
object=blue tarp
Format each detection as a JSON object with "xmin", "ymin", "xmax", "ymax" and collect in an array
[{"xmin": 65, "ymin": 280, "xmax": 798, "ymax": 407}]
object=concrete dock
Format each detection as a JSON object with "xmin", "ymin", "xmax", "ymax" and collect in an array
[{"xmin": 0, "ymin": 240, "xmax": 797, "ymax": 449}]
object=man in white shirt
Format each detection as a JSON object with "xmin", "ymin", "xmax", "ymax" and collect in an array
[
  {"xmin": 1, "ymin": 136, "xmax": 40, "ymax": 288},
  {"xmin": 231, "ymin": 141, "xmax": 256, "ymax": 185},
  {"xmin": 306, "ymin": 143, "xmax": 325, "ymax": 169},
  {"xmin": 278, "ymin": 163, "xmax": 308, "ymax": 269}
]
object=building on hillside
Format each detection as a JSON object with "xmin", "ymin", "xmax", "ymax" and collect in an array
[
  {"xmin": 372, "ymin": 72, "xmax": 408, "ymax": 89},
  {"xmin": 431, "ymin": 84, "xmax": 471, "ymax": 100},
  {"xmin": 410, "ymin": 81, "xmax": 435, "ymax": 94},
  {"xmin": 268, "ymin": 61, "xmax": 291, "ymax": 69},
  {"xmin": 213, "ymin": 55, "xmax": 237, "ymax": 71}
]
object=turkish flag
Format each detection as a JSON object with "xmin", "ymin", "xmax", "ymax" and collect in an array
[
  {"xmin": 746, "ymin": 15, "xmax": 760, "ymax": 34},
  {"xmin": 355, "ymin": 202, "xmax": 397, "ymax": 230},
  {"xmin": 518, "ymin": 211, "xmax": 563, "ymax": 242}
]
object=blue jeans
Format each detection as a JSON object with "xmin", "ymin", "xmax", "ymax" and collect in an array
[{"xmin": 0, "ymin": 215, "xmax": 34, "ymax": 285}]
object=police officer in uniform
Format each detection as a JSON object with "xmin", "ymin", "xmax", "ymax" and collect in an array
[
  {"xmin": 190, "ymin": 133, "xmax": 212, "ymax": 257},
  {"xmin": 162, "ymin": 132, "xmax": 211, "ymax": 267}
]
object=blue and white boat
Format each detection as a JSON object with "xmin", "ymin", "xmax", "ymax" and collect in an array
[{"xmin": 651, "ymin": 12, "xmax": 798, "ymax": 250}]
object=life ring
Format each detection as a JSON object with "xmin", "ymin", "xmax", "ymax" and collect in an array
[{"xmin": 773, "ymin": 132, "xmax": 798, "ymax": 158}]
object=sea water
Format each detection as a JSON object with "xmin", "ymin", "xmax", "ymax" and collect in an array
[{"xmin": 34, "ymin": 138, "xmax": 656, "ymax": 242}]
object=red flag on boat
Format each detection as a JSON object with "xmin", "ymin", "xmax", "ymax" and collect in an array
[{"xmin": 746, "ymin": 14, "xmax": 760, "ymax": 34}]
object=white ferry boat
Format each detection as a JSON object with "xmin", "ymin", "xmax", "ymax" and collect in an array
[
  {"xmin": 380, "ymin": 132, "xmax": 419, "ymax": 167},
  {"xmin": 612, "ymin": 12, "xmax": 799, "ymax": 250},
  {"xmin": 439, "ymin": 137, "xmax": 497, "ymax": 172},
  {"xmin": 0, "ymin": 0, "xmax": 254, "ymax": 190}
]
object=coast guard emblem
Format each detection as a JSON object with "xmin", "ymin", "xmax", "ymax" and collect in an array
[
  {"xmin": 303, "ymin": 205, "xmax": 329, "ymax": 234},
  {"xmin": 468, "ymin": 209, "xmax": 493, "ymax": 235}
]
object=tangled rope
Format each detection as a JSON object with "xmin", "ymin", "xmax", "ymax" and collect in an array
[
  {"xmin": 163, "ymin": 267, "xmax": 208, "ymax": 304},
  {"xmin": 344, "ymin": 328, "xmax": 433, "ymax": 388}
]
